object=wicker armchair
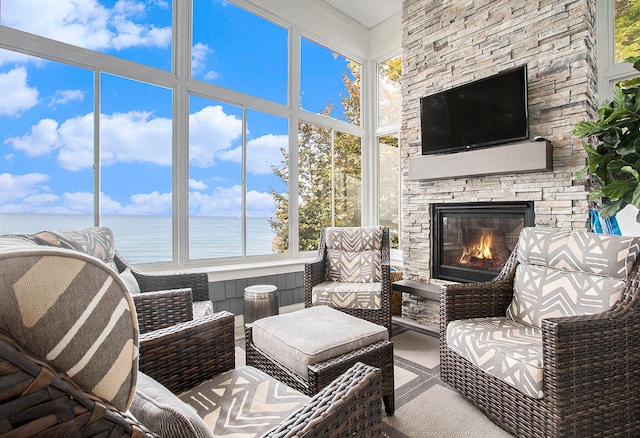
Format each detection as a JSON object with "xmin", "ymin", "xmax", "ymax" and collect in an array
[
  {"xmin": 440, "ymin": 227, "xmax": 640, "ymax": 437},
  {"xmin": 0, "ymin": 245, "xmax": 383, "ymax": 437},
  {"xmin": 305, "ymin": 226, "xmax": 392, "ymax": 333},
  {"xmin": 113, "ymin": 250, "xmax": 212, "ymax": 333},
  {"xmin": 5, "ymin": 226, "xmax": 213, "ymax": 334}
]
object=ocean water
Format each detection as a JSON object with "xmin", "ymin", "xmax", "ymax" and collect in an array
[{"xmin": 0, "ymin": 213, "xmax": 278, "ymax": 264}]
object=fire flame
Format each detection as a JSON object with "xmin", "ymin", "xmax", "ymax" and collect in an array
[{"xmin": 459, "ymin": 230, "xmax": 493, "ymax": 264}]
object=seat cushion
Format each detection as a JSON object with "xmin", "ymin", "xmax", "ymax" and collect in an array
[
  {"xmin": 507, "ymin": 227, "xmax": 640, "ymax": 328},
  {"xmin": 179, "ymin": 366, "xmax": 309, "ymax": 438},
  {"xmin": 131, "ymin": 372, "xmax": 213, "ymax": 438},
  {"xmin": 446, "ymin": 317, "xmax": 544, "ymax": 399},
  {"xmin": 251, "ymin": 306, "xmax": 388, "ymax": 377},
  {"xmin": 192, "ymin": 300, "xmax": 215, "ymax": 319},
  {"xmin": 311, "ymin": 281, "xmax": 382, "ymax": 309},
  {"xmin": 325, "ymin": 226, "xmax": 382, "ymax": 282}
]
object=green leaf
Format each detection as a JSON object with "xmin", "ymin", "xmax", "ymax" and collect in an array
[
  {"xmin": 613, "ymin": 84, "xmax": 625, "ymax": 106},
  {"xmin": 632, "ymin": 184, "xmax": 640, "ymax": 209},
  {"xmin": 621, "ymin": 165, "xmax": 640, "ymax": 181},
  {"xmin": 599, "ymin": 199, "xmax": 624, "ymax": 218},
  {"xmin": 576, "ymin": 167, "xmax": 588, "ymax": 180},
  {"xmin": 601, "ymin": 179, "xmax": 636, "ymax": 200},
  {"xmin": 588, "ymin": 188, "xmax": 604, "ymax": 201},
  {"xmin": 572, "ymin": 121, "xmax": 598, "ymax": 137},
  {"xmin": 626, "ymin": 56, "xmax": 640, "ymax": 72}
]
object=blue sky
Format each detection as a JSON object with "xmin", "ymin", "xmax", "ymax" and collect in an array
[{"xmin": 0, "ymin": 0, "xmax": 355, "ymax": 219}]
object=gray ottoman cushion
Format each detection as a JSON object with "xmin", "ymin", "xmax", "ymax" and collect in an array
[{"xmin": 251, "ymin": 305, "xmax": 388, "ymax": 377}]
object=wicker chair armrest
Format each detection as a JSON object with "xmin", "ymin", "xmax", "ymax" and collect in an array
[
  {"xmin": 133, "ymin": 288, "xmax": 193, "ymax": 334},
  {"xmin": 304, "ymin": 258, "xmax": 326, "ymax": 306},
  {"xmin": 138, "ymin": 311, "xmax": 235, "ymax": 394},
  {"xmin": 440, "ymin": 248, "xmax": 520, "ymax": 327},
  {"xmin": 115, "ymin": 251, "xmax": 210, "ymax": 302},
  {"xmin": 263, "ymin": 362, "xmax": 382, "ymax": 437},
  {"xmin": 541, "ymin": 308, "xmax": 640, "ymax": 420}
]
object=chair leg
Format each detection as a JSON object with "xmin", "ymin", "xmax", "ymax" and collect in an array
[{"xmin": 383, "ymin": 394, "xmax": 395, "ymax": 415}]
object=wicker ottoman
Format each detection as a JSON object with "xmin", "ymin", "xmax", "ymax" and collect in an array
[{"xmin": 245, "ymin": 305, "xmax": 395, "ymax": 415}]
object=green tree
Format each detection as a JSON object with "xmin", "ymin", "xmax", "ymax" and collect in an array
[
  {"xmin": 269, "ymin": 62, "xmax": 362, "ymax": 252},
  {"xmin": 615, "ymin": 0, "xmax": 640, "ymax": 62}
]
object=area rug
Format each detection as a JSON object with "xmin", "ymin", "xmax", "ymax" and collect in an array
[{"xmin": 235, "ymin": 321, "xmax": 514, "ymax": 438}]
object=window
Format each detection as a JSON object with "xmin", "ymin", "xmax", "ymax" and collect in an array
[
  {"xmin": 297, "ymin": 123, "xmax": 362, "ymax": 251},
  {"xmin": 100, "ymin": 74, "xmax": 173, "ymax": 263},
  {"xmin": 189, "ymin": 97, "xmax": 243, "ymax": 259},
  {"xmin": 614, "ymin": 0, "xmax": 640, "ymax": 63},
  {"xmin": 379, "ymin": 135, "xmax": 400, "ymax": 249},
  {"xmin": 192, "ymin": 0, "xmax": 288, "ymax": 104},
  {"xmin": 377, "ymin": 55, "xmax": 402, "ymax": 250},
  {"xmin": 0, "ymin": 52, "xmax": 95, "ymax": 233},
  {"xmin": 246, "ymin": 110, "xmax": 289, "ymax": 255},
  {"xmin": 378, "ymin": 56, "xmax": 402, "ymax": 126},
  {"xmin": 596, "ymin": 1, "xmax": 638, "ymax": 102},
  {"xmin": 0, "ymin": 1, "xmax": 376, "ymax": 268},
  {"xmin": 300, "ymin": 37, "xmax": 361, "ymax": 125},
  {"xmin": 0, "ymin": 0, "xmax": 172, "ymax": 70}
]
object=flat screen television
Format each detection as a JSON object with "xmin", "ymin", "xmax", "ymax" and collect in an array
[{"xmin": 420, "ymin": 65, "xmax": 529, "ymax": 155}]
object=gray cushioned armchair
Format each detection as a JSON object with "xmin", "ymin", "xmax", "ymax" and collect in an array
[
  {"xmin": 440, "ymin": 227, "xmax": 640, "ymax": 437},
  {"xmin": 305, "ymin": 226, "xmax": 392, "ymax": 333}
]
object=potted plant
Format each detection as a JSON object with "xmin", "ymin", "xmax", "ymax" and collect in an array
[{"xmin": 573, "ymin": 56, "xmax": 640, "ymax": 221}]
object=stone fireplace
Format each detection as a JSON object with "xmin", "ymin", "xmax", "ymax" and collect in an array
[{"xmin": 398, "ymin": 0, "xmax": 598, "ymax": 331}]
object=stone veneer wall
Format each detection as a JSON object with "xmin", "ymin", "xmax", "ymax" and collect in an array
[{"xmin": 400, "ymin": 0, "xmax": 598, "ymax": 327}]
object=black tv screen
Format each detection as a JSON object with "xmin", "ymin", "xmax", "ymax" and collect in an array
[{"xmin": 420, "ymin": 65, "xmax": 529, "ymax": 155}]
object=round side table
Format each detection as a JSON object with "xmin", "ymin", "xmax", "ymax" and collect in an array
[{"xmin": 243, "ymin": 284, "xmax": 279, "ymax": 324}]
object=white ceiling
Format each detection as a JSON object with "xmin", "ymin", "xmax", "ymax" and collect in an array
[{"xmin": 321, "ymin": 0, "xmax": 402, "ymax": 28}]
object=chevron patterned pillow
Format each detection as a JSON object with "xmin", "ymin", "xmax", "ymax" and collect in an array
[
  {"xmin": 507, "ymin": 227, "xmax": 640, "ymax": 328},
  {"xmin": 0, "ymin": 247, "xmax": 139, "ymax": 411},
  {"xmin": 34, "ymin": 226, "xmax": 117, "ymax": 271},
  {"xmin": 325, "ymin": 227, "xmax": 382, "ymax": 283}
]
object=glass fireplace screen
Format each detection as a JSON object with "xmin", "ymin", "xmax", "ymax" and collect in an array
[{"xmin": 432, "ymin": 202, "xmax": 534, "ymax": 283}]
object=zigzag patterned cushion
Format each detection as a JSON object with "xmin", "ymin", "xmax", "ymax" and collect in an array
[
  {"xmin": 0, "ymin": 247, "xmax": 138, "ymax": 411},
  {"xmin": 507, "ymin": 227, "xmax": 640, "ymax": 327},
  {"xmin": 515, "ymin": 227, "xmax": 640, "ymax": 279},
  {"xmin": 312, "ymin": 281, "xmax": 382, "ymax": 309},
  {"xmin": 34, "ymin": 226, "xmax": 117, "ymax": 271},
  {"xmin": 179, "ymin": 366, "xmax": 310, "ymax": 438},
  {"xmin": 325, "ymin": 226, "xmax": 382, "ymax": 283},
  {"xmin": 446, "ymin": 317, "xmax": 544, "ymax": 398}
]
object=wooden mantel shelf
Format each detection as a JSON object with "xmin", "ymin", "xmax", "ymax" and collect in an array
[{"xmin": 408, "ymin": 140, "xmax": 552, "ymax": 181}]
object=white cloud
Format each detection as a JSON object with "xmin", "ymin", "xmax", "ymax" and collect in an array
[
  {"xmin": 218, "ymin": 134, "xmax": 287, "ymax": 175},
  {"xmin": 192, "ymin": 42, "xmax": 212, "ymax": 75},
  {"xmin": 49, "ymin": 89, "xmax": 84, "ymax": 107},
  {"xmin": 189, "ymin": 179, "xmax": 208, "ymax": 190},
  {"xmin": 1, "ymin": 0, "xmax": 170, "ymax": 52},
  {"xmin": 188, "ymin": 184, "xmax": 275, "ymax": 217},
  {"xmin": 189, "ymin": 105, "xmax": 242, "ymax": 167},
  {"xmin": 4, "ymin": 104, "xmax": 244, "ymax": 171},
  {"xmin": 246, "ymin": 189, "xmax": 276, "ymax": 217},
  {"xmin": 0, "ymin": 172, "xmax": 51, "ymax": 206},
  {"xmin": 0, "ymin": 67, "xmax": 39, "ymax": 116},
  {"xmin": 120, "ymin": 191, "xmax": 172, "ymax": 215},
  {"xmin": 204, "ymin": 71, "xmax": 219, "ymax": 81},
  {"xmin": 6, "ymin": 118, "xmax": 60, "ymax": 157}
]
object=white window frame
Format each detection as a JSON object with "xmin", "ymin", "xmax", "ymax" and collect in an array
[{"xmin": 596, "ymin": 0, "xmax": 638, "ymax": 103}]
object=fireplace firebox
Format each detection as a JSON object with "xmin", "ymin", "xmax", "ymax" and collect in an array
[{"xmin": 432, "ymin": 202, "xmax": 534, "ymax": 283}]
